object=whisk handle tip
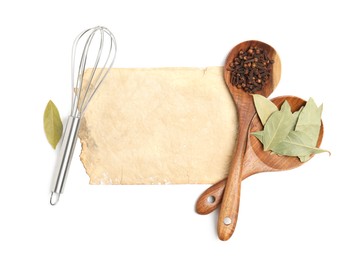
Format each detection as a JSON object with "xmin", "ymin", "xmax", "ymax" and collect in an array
[{"xmin": 50, "ymin": 192, "xmax": 60, "ymax": 206}]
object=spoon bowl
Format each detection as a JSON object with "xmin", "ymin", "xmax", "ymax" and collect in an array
[
  {"xmin": 249, "ymin": 96, "xmax": 324, "ymax": 170},
  {"xmin": 224, "ymin": 40, "xmax": 281, "ymax": 99}
]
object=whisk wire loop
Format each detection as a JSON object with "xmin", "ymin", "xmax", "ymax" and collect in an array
[
  {"xmin": 70, "ymin": 26, "xmax": 116, "ymax": 117},
  {"xmin": 77, "ymin": 29, "xmax": 100, "ymax": 116}
]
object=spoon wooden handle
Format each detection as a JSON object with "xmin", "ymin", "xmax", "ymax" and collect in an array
[
  {"xmin": 217, "ymin": 124, "xmax": 247, "ymax": 241},
  {"xmin": 196, "ymin": 173, "xmax": 258, "ymax": 215},
  {"xmin": 195, "ymin": 179, "xmax": 226, "ymax": 215},
  {"xmin": 218, "ymin": 170, "xmax": 242, "ymax": 240}
]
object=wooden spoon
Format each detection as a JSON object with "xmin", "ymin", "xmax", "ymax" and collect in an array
[
  {"xmin": 217, "ymin": 41, "xmax": 281, "ymax": 240},
  {"xmin": 199, "ymin": 96, "xmax": 324, "ymax": 240}
]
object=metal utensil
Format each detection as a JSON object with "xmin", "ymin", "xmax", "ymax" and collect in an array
[{"xmin": 50, "ymin": 26, "xmax": 117, "ymax": 205}]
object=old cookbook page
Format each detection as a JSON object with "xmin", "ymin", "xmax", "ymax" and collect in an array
[{"xmin": 79, "ymin": 67, "xmax": 238, "ymax": 184}]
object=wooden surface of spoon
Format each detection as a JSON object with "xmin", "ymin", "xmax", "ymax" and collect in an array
[
  {"xmin": 198, "ymin": 96, "xmax": 324, "ymax": 240},
  {"xmin": 218, "ymin": 41, "xmax": 281, "ymax": 241}
]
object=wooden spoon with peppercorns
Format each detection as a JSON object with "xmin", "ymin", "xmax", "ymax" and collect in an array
[{"xmin": 216, "ymin": 41, "xmax": 281, "ymax": 241}]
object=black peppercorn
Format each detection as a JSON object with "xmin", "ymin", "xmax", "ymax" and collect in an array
[{"xmin": 227, "ymin": 46, "xmax": 274, "ymax": 93}]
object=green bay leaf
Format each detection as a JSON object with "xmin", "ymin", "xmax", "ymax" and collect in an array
[
  {"xmin": 271, "ymin": 130, "xmax": 330, "ymax": 162},
  {"xmin": 295, "ymin": 97, "xmax": 322, "ymax": 145},
  {"xmin": 251, "ymin": 97, "xmax": 330, "ymax": 161},
  {"xmin": 292, "ymin": 107, "xmax": 303, "ymax": 127},
  {"xmin": 261, "ymin": 101, "xmax": 296, "ymax": 151},
  {"xmin": 251, "ymin": 131, "xmax": 264, "ymax": 143},
  {"xmin": 252, "ymin": 94, "xmax": 278, "ymax": 125},
  {"xmin": 43, "ymin": 100, "xmax": 63, "ymax": 149},
  {"xmin": 299, "ymin": 154, "xmax": 311, "ymax": 162}
]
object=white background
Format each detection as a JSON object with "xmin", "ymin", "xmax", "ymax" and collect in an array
[{"xmin": 1, "ymin": 0, "xmax": 363, "ymax": 259}]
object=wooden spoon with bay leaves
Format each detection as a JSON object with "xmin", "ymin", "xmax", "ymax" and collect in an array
[
  {"xmin": 216, "ymin": 41, "xmax": 281, "ymax": 241},
  {"xmin": 197, "ymin": 96, "xmax": 324, "ymax": 240}
]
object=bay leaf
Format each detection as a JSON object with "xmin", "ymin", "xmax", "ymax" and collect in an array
[
  {"xmin": 295, "ymin": 98, "xmax": 322, "ymax": 143},
  {"xmin": 252, "ymin": 94, "xmax": 278, "ymax": 125},
  {"xmin": 251, "ymin": 131, "xmax": 264, "ymax": 143},
  {"xmin": 271, "ymin": 130, "xmax": 330, "ymax": 162},
  {"xmin": 292, "ymin": 107, "xmax": 303, "ymax": 127},
  {"xmin": 43, "ymin": 100, "xmax": 63, "ymax": 149},
  {"xmin": 261, "ymin": 101, "xmax": 296, "ymax": 151},
  {"xmin": 252, "ymin": 97, "xmax": 329, "ymax": 161},
  {"xmin": 299, "ymin": 154, "xmax": 311, "ymax": 163},
  {"xmin": 295, "ymin": 98, "xmax": 323, "ymax": 161}
]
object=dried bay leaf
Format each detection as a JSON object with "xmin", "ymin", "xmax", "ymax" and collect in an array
[
  {"xmin": 292, "ymin": 107, "xmax": 303, "ymax": 127},
  {"xmin": 261, "ymin": 101, "xmax": 296, "ymax": 151},
  {"xmin": 252, "ymin": 94, "xmax": 278, "ymax": 125},
  {"xmin": 43, "ymin": 100, "xmax": 63, "ymax": 149},
  {"xmin": 296, "ymin": 98, "xmax": 322, "ymax": 126},
  {"xmin": 295, "ymin": 98, "xmax": 323, "ymax": 161},
  {"xmin": 251, "ymin": 131, "xmax": 264, "ymax": 143},
  {"xmin": 299, "ymin": 154, "xmax": 311, "ymax": 163},
  {"xmin": 271, "ymin": 131, "xmax": 330, "ymax": 162},
  {"xmin": 295, "ymin": 98, "xmax": 322, "ymax": 143},
  {"xmin": 251, "ymin": 96, "xmax": 329, "ymax": 161}
]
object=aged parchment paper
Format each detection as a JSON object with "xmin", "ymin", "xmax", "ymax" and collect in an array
[{"xmin": 79, "ymin": 67, "xmax": 238, "ymax": 184}]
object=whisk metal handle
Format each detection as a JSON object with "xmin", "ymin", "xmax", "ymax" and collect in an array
[{"xmin": 50, "ymin": 116, "xmax": 81, "ymax": 205}]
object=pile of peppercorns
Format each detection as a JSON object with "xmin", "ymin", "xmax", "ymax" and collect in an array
[{"xmin": 228, "ymin": 46, "xmax": 274, "ymax": 93}]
